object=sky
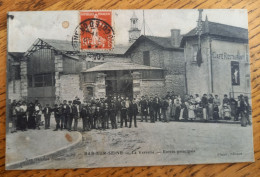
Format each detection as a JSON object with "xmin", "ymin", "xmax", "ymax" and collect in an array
[{"xmin": 7, "ymin": 9, "xmax": 248, "ymax": 52}]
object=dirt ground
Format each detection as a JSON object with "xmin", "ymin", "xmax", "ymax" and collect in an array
[{"xmin": 17, "ymin": 119, "xmax": 254, "ymax": 170}]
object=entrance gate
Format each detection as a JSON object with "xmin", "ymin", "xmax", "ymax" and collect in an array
[{"xmin": 105, "ymin": 70, "xmax": 133, "ymax": 99}]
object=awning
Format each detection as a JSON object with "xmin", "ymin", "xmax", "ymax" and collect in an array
[{"xmin": 82, "ymin": 62, "xmax": 163, "ymax": 72}]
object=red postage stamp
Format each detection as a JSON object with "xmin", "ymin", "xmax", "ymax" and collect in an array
[{"xmin": 76, "ymin": 11, "xmax": 114, "ymax": 50}]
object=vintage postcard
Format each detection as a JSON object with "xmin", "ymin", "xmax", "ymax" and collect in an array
[{"xmin": 6, "ymin": 9, "xmax": 254, "ymax": 170}]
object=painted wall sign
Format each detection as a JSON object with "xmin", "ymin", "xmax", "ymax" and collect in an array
[{"xmin": 212, "ymin": 52, "xmax": 244, "ymax": 60}]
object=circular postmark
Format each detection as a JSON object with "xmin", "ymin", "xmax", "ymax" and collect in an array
[{"xmin": 72, "ymin": 18, "xmax": 114, "ymax": 52}]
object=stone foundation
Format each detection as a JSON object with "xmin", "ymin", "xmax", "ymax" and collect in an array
[
  {"xmin": 20, "ymin": 61, "xmax": 28, "ymax": 99},
  {"xmin": 140, "ymin": 79, "xmax": 165, "ymax": 98},
  {"xmin": 59, "ymin": 74, "xmax": 84, "ymax": 102},
  {"xmin": 8, "ymin": 80, "xmax": 21, "ymax": 101},
  {"xmin": 94, "ymin": 73, "xmax": 106, "ymax": 98}
]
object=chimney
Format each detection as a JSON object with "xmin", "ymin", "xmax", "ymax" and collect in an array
[{"xmin": 170, "ymin": 29, "xmax": 181, "ymax": 47}]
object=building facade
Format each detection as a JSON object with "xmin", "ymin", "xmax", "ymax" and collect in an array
[
  {"xmin": 181, "ymin": 17, "xmax": 250, "ymax": 100},
  {"xmin": 7, "ymin": 13, "xmax": 250, "ymax": 105}
]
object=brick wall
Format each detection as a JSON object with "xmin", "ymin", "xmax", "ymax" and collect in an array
[
  {"xmin": 165, "ymin": 74, "xmax": 186, "ymax": 96},
  {"xmin": 129, "ymin": 39, "xmax": 186, "ymax": 97},
  {"xmin": 59, "ymin": 74, "xmax": 84, "ymax": 102},
  {"xmin": 130, "ymin": 41, "xmax": 163, "ymax": 67},
  {"xmin": 163, "ymin": 50, "xmax": 185, "ymax": 75},
  {"xmin": 140, "ymin": 80, "xmax": 165, "ymax": 98},
  {"xmin": 20, "ymin": 61, "xmax": 28, "ymax": 98}
]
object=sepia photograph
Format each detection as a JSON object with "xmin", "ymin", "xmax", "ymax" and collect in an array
[{"xmin": 6, "ymin": 9, "xmax": 254, "ymax": 170}]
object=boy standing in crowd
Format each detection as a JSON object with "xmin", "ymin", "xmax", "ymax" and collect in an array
[{"xmin": 53, "ymin": 104, "xmax": 61, "ymax": 131}]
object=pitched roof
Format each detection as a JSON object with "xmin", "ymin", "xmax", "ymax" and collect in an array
[
  {"xmin": 40, "ymin": 39, "xmax": 129, "ymax": 55},
  {"xmin": 183, "ymin": 21, "xmax": 248, "ymax": 41},
  {"xmin": 41, "ymin": 39, "xmax": 75, "ymax": 52},
  {"xmin": 82, "ymin": 44, "xmax": 130, "ymax": 55},
  {"xmin": 83, "ymin": 62, "xmax": 163, "ymax": 72},
  {"xmin": 8, "ymin": 52, "xmax": 24, "ymax": 61},
  {"xmin": 125, "ymin": 35, "xmax": 183, "ymax": 54}
]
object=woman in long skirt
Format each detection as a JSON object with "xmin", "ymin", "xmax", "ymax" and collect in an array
[
  {"xmin": 20, "ymin": 102, "xmax": 28, "ymax": 131},
  {"xmin": 188, "ymin": 102, "xmax": 195, "ymax": 120},
  {"xmin": 208, "ymin": 94, "xmax": 214, "ymax": 120},
  {"xmin": 175, "ymin": 99, "xmax": 181, "ymax": 121},
  {"xmin": 171, "ymin": 97, "xmax": 176, "ymax": 120},
  {"xmin": 182, "ymin": 100, "xmax": 188, "ymax": 120},
  {"xmin": 167, "ymin": 97, "xmax": 172, "ymax": 121},
  {"xmin": 240, "ymin": 95, "xmax": 250, "ymax": 127}
]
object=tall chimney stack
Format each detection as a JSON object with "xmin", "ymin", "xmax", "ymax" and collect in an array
[{"xmin": 171, "ymin": 29, "xmax": 181, "ymax": 47}]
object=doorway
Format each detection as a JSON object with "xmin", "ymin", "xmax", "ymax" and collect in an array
[{"xmin": 105, "ymin": 70, "xmax": 133, "ymax": 99}]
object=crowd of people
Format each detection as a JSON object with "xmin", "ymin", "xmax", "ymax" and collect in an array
[{"xmin": 8, "ymin": 91, "xmax": 252, "ymax": 133}]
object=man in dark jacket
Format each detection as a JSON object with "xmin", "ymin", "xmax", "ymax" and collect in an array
[
  {"xmin": 139, "ymin": 96, "xmax": 148, "ymax": 122},
  {"xmin": 103, "ymin": 103, "xmax": 109, "ymax": 129},
  {"xmin": 129, "ymin": 98, "xmax": 138, "ymax": 128},
  {"xmin": 161, "ymin": 98, "xmax": 169, "ymax": 122},
  {"xmin": 201, "ymin": 94, "xmax": 209, "ymax": 120},
  {"xmin": 148, "ymin": 97, "xmax": 155, "ymax": 123},
  {"xmin": 72, "ymin": 102, "xmax": 79, "ymax": 131},
  {"xmin": 154, "ymin": 94, "xmax": 161, "ymax": 121},
  {"xmin": 115, "ymin": 97, "xmax": 122, "ymax": 123},
  {"xmin": 61, "ymin": 100, "xmax": 69, "ymax": 130},
  {"xmin": 109, "ymin": 100, "xmax": 117, "ymax": 129},
  {"xmin": 89, "ymin": 104, "xmax": 96, "ymax": 129},
  {"xmin": 120, "ymin": 101, "xmax": 128, "ymax": 128},
  {"xmin": 43, "ymin": 104, "xmax": 52, "ymax": 129},
  {"xmin": 53, "ymin": 104, "xmax": 61, "ymax": 131},
  {"xmin": 80, "ymin": 102, "xmax": 89, "ymax": 131},
  {"xmin": 67, "ymin": 101, "xmax": 73, "ymax": 131}
]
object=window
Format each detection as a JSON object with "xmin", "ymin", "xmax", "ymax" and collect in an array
[
  {"xmin": 143, "ymin": 51, "xmax": 150, "ymax": 66},
  {"xmin": 192, "ymin": 44, "xmax": 198, "ymax": 61},
  {"xmin": 33, "ymin": 73, "xmax": 54, "ymax": 87},
  {"xmin": 34, "ymin": 75, "xmax": 44, "ymax": 87},
  {"xmin": 28, "ymin": 75, "xmax": 33, "ymax": 87}
]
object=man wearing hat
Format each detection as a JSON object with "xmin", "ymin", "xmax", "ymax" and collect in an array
[
  {"xmin": 43, "ymin": 103, "xmax": 52, "ymax": 129},
  {"xmin": 148, "ymin": 97, "xmax": 155, "ymax": 123},
  {"xmin": 109, "ymin": 99, "xmax": 117, "ymax": 129},
  {"xmin": 128, "ymin": 98, "xmax": 138, "ymax": 128},
  {"xmin": 153, "ymin": 94, "xmax": 161, "ymax": 121},
  {"xmin": 139, "ymin": 96, "xmax": 148, "ymax": 122},
  {"xmin": 89, "ymin": 103, "xmax": 96, "ymax": 129},
  {"xmin": 72, "ymin": 101, "xmax": 79, "ymax": 131},
  {"xmin": 80, "ymin": 101, "xmax": 89, "ymax": 131},
  {"xmin": 61, "ymin": 100, "xmax": 69, "ymax": 130},
  {"xmin": 10, "ymin": 100, "xmax": 17, "ymax": 133},
  {"xmin": 67, "ymin": 101, "xmax": 73, "ymax": 131},
  {"xmin": 53, "ymin": 104, "xmax": 61, "ymax": 131}
]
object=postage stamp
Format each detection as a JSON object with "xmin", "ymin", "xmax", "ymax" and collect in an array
[{"xmin": 72, "ymin": 11, "xmax": 114, "ymax": 51}]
